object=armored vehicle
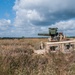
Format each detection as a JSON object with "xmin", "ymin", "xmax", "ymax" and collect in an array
[{"xmin": 34, "ymin": 28, "xmax": 75, "ymax": 54}]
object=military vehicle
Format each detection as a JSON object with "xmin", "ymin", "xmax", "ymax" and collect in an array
[{"xmin": 34, "ymin": 28, "xmax": 75, "ymax": 54}]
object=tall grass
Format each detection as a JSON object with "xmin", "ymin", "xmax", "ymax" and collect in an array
[{"xmin": 0, "ymin": 38, "xmax": 75, "ymax": 75}]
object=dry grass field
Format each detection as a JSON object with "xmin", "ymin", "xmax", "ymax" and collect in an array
[{"xmin": 0, "ymin": 38, "xmax": 75, "ymax": 75}]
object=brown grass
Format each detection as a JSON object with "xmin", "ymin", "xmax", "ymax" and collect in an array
[{"xmin": 0, "ymin": 38, "xmax": 75, "ymax": 75}]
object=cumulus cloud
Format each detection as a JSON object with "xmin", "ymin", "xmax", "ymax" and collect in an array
[
  {"xmin": 12, "ymin": 0, "xmax": 75, "ymax": 36},
  {"xmin": 0, "ymin": 19, "xmax": 11, "ymax": 31},
  {"xmin": 13, "ymin": 0, "xmax": 75, "ymax": 26},
  {"xmin": 0, "ymin": 19, "xmax": 15, "ymax": 37},
  {"xmin": 50, "ymin": 19, "xmax": 75, "ymax": 36}
]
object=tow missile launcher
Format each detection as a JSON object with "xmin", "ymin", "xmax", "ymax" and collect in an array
[{"xmin": 38, "ymin": 28, "xmax": 64, "ymax": 41}]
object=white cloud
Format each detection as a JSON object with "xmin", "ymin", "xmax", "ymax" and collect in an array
[
  {"xmin": 27, "ymin": 10, "xmax": 44, "ymax": 21},
  {"xmin": 12, "ymin": 0, "xmax": 75, "ymax": 36},
  {"xmin": 51, "ymin": 20, "xmax": 75, "ymax": 30},
  {"xmin": 50, "ymin": 19, "xmax": 75, "ymax": 36},
  {"xmin": 0, "ymin": 19, "xmax": 11, "ymax": 31}
]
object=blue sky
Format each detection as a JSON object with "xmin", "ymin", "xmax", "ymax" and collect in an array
[
  {"xmin": 0, "ymin": 0, "xmax": 15, "ymax": 20},
  {"xmin": 0, "ymin": 0, "xmax": 75, "ymax": 37}
]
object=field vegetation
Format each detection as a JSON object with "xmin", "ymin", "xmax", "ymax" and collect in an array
[{"xmin": 0, "ymin": 38, "xmax": 75, "ymax": 75}]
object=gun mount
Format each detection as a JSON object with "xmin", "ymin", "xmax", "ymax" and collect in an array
[{"xmin": 38, "ymin": 28, "xmax": 64, "ymax": 41}]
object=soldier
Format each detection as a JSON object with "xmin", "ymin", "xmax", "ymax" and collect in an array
[
  {"xmin": 40, "ymin": 41, "xmax": 44, "ymax": 49},
  {"xmin": 48, "ymin": 36, "xmax": 51, "ymax": 41}
]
